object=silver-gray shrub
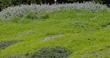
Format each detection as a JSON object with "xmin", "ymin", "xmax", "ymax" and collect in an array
[{"xmin": 0, "ymin": 2, "xmax": 108, "ymax": 20}]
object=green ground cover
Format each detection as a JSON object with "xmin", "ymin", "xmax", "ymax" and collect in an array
[{"xmin": 0, "ymin": 8, "xmax": 110, "ymax": 58}]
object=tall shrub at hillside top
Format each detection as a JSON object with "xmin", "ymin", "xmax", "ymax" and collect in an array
[
  {"xmin": 0, "ymin": 0, "xmax": 42, "ymax": 11},
  {"xmin": 67, "ymin": 0, "xmax": 106, "ymax": 3},
  {"xmin": 0, "ymin": 0, "xmax": 12, "ymax": 10},
  {"xmin": 67, "ymin": 0, "xmax": 92, "ymax": 3},
  {"xmin": 93, "ymin": 0, "xmax": 105, "ymax": 3},
  {"xmin": 11, "ymin": 0, "xmax": 42, "ymax": 5}
]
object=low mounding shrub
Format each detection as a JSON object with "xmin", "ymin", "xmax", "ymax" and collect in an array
[
  {"xmin": 0, "ymin": 2, "xmax": 107, "ymax": 21},
  {"xmin": 30, "ymin": 46, "xmax": 71, "ymax": 58}
]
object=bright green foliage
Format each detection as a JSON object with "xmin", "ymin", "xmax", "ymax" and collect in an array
[{"xmin": 0, "ymin": 9, "xmax": 110, "ymax": 58}]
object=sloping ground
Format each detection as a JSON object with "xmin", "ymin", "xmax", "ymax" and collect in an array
[{"xmin": 0, "ymin": 9, "xmax": 110, "ymax": 58}]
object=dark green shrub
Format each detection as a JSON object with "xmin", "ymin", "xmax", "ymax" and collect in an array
[
  {"xmin": 11, "ymin": 0, "xmax": 42, "ymax": 5},
  {"xmin": 67, "ymin": 0, "xmax": 92, "ymax": 3},
  {"xmin": 30, "ymin": 46, "xmax": 71, "ymax": 58},
  {"xmin": 0, "ymin": 0, "xmax": 13, "ymax": 10},
  {"xmin": 0, "ymin": 0, "xmax": 42, "ymax": 11},
  {"xmin": 93, "ymin": 0, "xmax": 105, "ymax": 3},
  {"xmin": 67, "ymin": 0, "xmax": 105, "ymax": 3}
]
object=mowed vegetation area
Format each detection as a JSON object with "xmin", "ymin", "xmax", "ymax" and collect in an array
[{"xmin": 0, "ymin": 2, "xmax": 110, "ymax": 58}]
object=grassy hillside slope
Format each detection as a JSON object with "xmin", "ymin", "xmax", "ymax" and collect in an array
[{"xmin": 0, "ymin": 9, "xmax": 110, "ymax": 58}]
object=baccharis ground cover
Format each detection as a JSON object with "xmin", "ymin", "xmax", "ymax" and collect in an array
[{"xmin": 0, "ymin": 3, "xmax": 110, "ymax": 58}]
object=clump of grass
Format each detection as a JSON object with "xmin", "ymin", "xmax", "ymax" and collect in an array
[
  {"xmin": 29, "ymin": 46, "xmax": 71, "ymax": 58},
  {"xmin": 0, "ymin": 40, "xmax": 20, "ymax": 50},
  {"xmin": 23, "ymin": 11, "xmax": 49, "ymax": 19}
]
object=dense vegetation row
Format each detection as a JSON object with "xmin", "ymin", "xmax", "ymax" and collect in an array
[
  {"xmin": 0, "ymin": 2, "xmax": 107, "ymax": 20},
  {"xmin": 0, "ymin": 0, "xmax": 110, "ymax": 11}
]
